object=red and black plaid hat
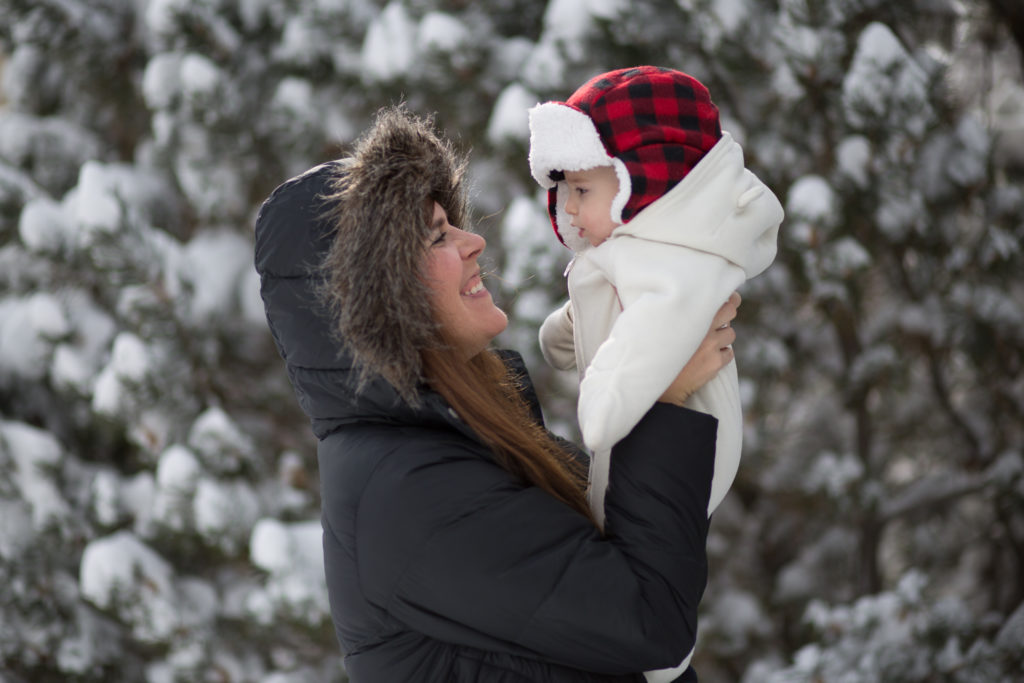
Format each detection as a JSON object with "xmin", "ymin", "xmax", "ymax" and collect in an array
[{"xmin": 529, "ymin": 66, "xmax": 722, "ymax": 248}]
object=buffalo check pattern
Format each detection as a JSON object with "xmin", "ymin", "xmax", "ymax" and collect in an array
[
  {"xmin": 530, "ymin": 66, "xmax": 722, "ymax": 246},
  {"xmin": 565, "ymin": 66, "xmax": 721, "ymax": 222}
]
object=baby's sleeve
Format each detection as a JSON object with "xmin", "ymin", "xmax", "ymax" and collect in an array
[
  {"xmin": 538, "ymin": 299, "xmax": 577, "ymax": 371},
  {"xmin": 579, "ymin": 238, "xmax": 745, "ymax": 453}
]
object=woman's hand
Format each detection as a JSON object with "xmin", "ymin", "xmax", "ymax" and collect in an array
[{"xmin": 658, "ymin": 292, "xmax": 741, "ymax": 407}]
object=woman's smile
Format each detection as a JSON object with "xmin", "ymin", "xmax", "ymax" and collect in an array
[{"xmin": 423, "ymin": 202, "xmax": 508, "ymax": 358}]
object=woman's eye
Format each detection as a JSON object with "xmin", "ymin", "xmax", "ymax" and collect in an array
[{"xmin": 431, "ymin": 231, "xmax": 447, "ymax": 246}]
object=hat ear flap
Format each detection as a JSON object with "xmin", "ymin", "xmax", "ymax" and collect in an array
[
  {"xmin": 549, "ymin": 181, "xmax": 590, "ymax": 252},
  {"xmin": 609, "ymin": 157, "xmax": 631, "ymax": 226}
]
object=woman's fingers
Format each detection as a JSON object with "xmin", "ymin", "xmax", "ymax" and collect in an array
[
  {"xmin": 657, "ymin": 295, "xmax": 742, "ymax": 406},
  {"xmin": 710, "ymin": 292, "xmax": 740, "ymax": 346}
]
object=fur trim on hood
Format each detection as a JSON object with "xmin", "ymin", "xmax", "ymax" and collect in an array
[{"xmin": 318, "ymin": 105, "xmax": 469, "ymax": 403}]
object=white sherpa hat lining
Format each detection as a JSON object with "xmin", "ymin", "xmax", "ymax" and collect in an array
[{"xmin": 528, "ymin": 102, "xmax": 632, "ymax": 248}]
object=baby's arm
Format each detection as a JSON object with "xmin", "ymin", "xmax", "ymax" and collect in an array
[
  {"xmin": 579, "ymin": 238, "xmax": 745, "ymax": 453},
  {"xmin": 539, "ymin": 299, "xmax": 577, "ymax": 371}
]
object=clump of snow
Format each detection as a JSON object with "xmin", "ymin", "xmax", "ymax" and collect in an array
[
  {"xmin": 514, "ymin": 289, "xmax": 555, "ymax": 324},
  {"xmin": 18, "ymin": 197, "xmax": 74, "ymax": 254},
  {"xmin": 123, "ymin": 472, "xmax": 158, "ymax": 537},
  {"xmin": 774, "ymin": 17, "xmax": 845, "ymax": 75},
  {"xmin": 849, "ymin": 344, "xmax": 897, "ymax": 388},
  {"xmin": 995, "ymin": 600, "xmax": 1024, "ymax": 653},
  {"xmin": 193, "ymin": 477, "xmax": 261, "ymax": 554},
  {"xmin": 823, "ymin": 237, "xmax": 872, "ymax": 277},
  {"xmin": 69, "ymin": 161, "xmax": 177, "ymax": 246},
  {"xmin": 248, "ymin": 518, "xmax": 330, "ymax": 627},
  {"xmin": 236, "ymin": 0, "xmax": 286, "ymax": 32},
  {"xmin": 787, "ymin": 175, "xmax": 835, "ymax": 223},
  {"xmin": 270, "ymin": 450, "xmax": 315, "ymax": 515},
  {"xmin": 785, "ymin": 175, "xmax": 837, "ymax": 247},
  {"xmin": 875, "ymin": 188, "xmax": 924, "ymax": 241},
  {"xmin": 836, "ymin": 136, "xmax": 871, "ymax": 188},
  {"xmin": 80, "ymin": 531, "xmax": 218, "ymax": 644},
  {"xmin": 775, "ymin": 527, "xmax": 858, "ymax": 603},
  {"xmin": 709, "ymin": 0, "xmax": 747, "ymax": 34},
  {"xmin": 180, "ymin": 53, "xmax": 225, "ymax": 102},
  {"xmin": 90, "ymin": 469, "xmax": 124, "ymax": 528},
  {"xmin": 951, "ymin": 282, "xmax": 1024, "ymax": 332},
  {"xmin": 178, "ymin": 230, "xmax": 255, "ymax": 323},
  {"xmin": 520, "ymin": 41, "xmax": 567, "ymax": 92},
  {"xmin": 156, "ymin": 444, "xmax": 202, "ymax": 492},
  {"xmin": 0, "ymin": 159, "xmax": 44, "ymax": 217},
  {"xmin": 92, "ymin": 332, "xmax": 152, "ymax": 417},
  {"xmin": 486, "ymin": 83, "xmax": 537, "ymax": 145},
  {"xmin": 10, "ymin": 423, "xmax": 69, "ymax": 539},
  {"xmin": 770, "ymin": 62, "xmax": 804, "ymax": 102},
  {"xmin": 144, "ymin": 0, "xmax": 189, "ymax": 39},
  {"xmin": 51, "ymin": 291, "xmax": 118, "ymax": 394},
  {"xmin": 0, "ymin": 293, "xmax": 70, "ymax": 381},
  {"xmin": 239, "ymin": 265, "xmax": 268, "ymax": 327},
  {"xmin": 489, "ymin": 37, "xmax": 535, "ymax": 83},
  {"xmin": 842, "ymin": 22, "xmax": 931, "ymax": 136},
  {"xmin": 361, "ymin": 2, "xmax": 415, "ymax": 82},
  {"xmin": 142, "ymin": 52, "xmax": 183, "ymax": 111},
  {"xmin": 73, "ymin": 161, "xmax": 126, "ymax": 238},
  {"xmin": 521, "ymin": 0, "xmax": 625, "ymax": 90},
  {"xmin": 0, "ymin": 500, "xmax": 34, "ymax": 561},
  {"xmin": 417, "ymin": 12, "xmax": 469, "ymax": 53},
  {"xmin": 152, "ymin": 445, "xmax": 203, "ymax": 532},
  {"xmin": 0, "ymin": 112, "xmax": 102, "ymax": 196},
  {"xmin": 276, "ymin": 15, "xmax": 332, "ymax": 67},
  {"xmin": 744, "ymin": 336, "xmax": 790, "ymax": 373},
  {"xmin": 270, "ymin": 77, "xmax": 316, "ymax": 122},
  {"xmin": 803, "ymin": 450, "xmax": 864, "ymax": 498},
  {"xmin": 171, "ymin": 128, "xmax": 249, "ymax": 221},
  {"xmin": 187, "ymin": 406, "xmax": 256, "ymax": 474},
  {"xmin": 79, "ymin": 531, "xmax": 177, "ymax": 642},
  {"xmin": 698, "ymin": 0, "xmax": 749, "ymax": 49},
  {"xmin": 501, "ymin": 195, "xmax": 565, "ymax": 289},
  {"xmin": 542, "ymin": 0, "xmax": 619, "ymax": 40},
  {"xmin": 946, "ymin": 115, "xmax": 989, "ymax": 188},
  {"xmin": 703, "ymin": 589, "xmax": 772, "ymax": 656},
  {"xmin": 774, "ymin": 571, "xmax": 935, "ymax": 680},
  {"xmin": 55, "ymin": 603, "xmax": 122, "ymax": 675}
]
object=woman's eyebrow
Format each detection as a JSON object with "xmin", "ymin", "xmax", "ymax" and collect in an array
[{"xmin": 432, "ymin": 215, "xmax": 446, "ymax": 230}]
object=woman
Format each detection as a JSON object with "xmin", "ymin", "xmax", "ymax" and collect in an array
[{"xmin": 254, "ymin": 106, "xmax": 739, "ymax": 682}]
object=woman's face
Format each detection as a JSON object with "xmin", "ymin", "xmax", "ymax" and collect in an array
[{"xmin": 422, "ymin": 202, "xmax": 508, "ymax": 359}]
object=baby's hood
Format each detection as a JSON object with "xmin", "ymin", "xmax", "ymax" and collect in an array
[{"xmin": 612, "ymin": 131, "xmax": 784, "ymax": 278}]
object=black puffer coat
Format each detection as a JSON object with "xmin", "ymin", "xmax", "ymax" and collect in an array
[{"xmin": 255, "ymin": 162, "xmax": 716, "ymax": 682}]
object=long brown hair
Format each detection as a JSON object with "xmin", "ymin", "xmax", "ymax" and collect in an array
[
  {"xmin": 317, "ymin": 105, "xmax": 595, "ymax": 525},
  {"xmin": 422, "ymin": 345, "xmax": 597, "ymax": 526}
]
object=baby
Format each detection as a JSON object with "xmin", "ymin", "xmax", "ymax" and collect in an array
[{"xmin": 528, "ymin": 66, "xmax": 784, "ymax": 681}]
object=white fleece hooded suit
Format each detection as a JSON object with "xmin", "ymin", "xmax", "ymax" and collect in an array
[{"xmin": 529, "ymin": 67, "xmax": 784, "ymax": 683}]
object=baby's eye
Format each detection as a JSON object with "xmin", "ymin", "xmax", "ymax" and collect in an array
[{"xmin": 574, "ymin": 187, "xmax": 588, "ymax": 196}]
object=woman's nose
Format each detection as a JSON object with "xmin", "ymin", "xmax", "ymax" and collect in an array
[{"xmin": 460, "ymin": 229, "xmax": 485, "ymax": 259}]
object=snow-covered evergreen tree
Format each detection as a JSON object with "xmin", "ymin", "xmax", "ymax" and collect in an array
[{"xmin": 0, "ymin": 0, "xmax": 1021, "ymax": 681}]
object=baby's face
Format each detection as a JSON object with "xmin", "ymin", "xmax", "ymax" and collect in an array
[{"xmin": 563, "ymin": 166, "xmax": 621, "ymax": 248}]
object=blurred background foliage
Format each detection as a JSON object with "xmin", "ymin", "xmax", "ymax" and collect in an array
[{"xmin": 0, "ymin": 0, "xmax": 1022, "ymax": 681}]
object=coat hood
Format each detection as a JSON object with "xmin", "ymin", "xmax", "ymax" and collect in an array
[{"xmin": 254, "ymin": 161, "xmax": 451, "ymax": 439}]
